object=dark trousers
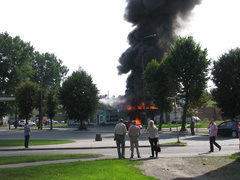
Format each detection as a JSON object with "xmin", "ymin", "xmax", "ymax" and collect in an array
[
  {"xmin": 209, "ymin": 136, "xmax": 220, "ymax": 152},
  {"xmin": 25, "ymin": 135, "xmax": 30, "ymax": 148},
  {"xmin": 149, "ymin": 137, "xmax": 158, "ymax": 157},
  {"xmin": 116, "ymin": 135, "xmax": 125, "ymax": 158},
  {"xmin": 190, "ymin": 127, "xmax": 195, "ymax": 135}
]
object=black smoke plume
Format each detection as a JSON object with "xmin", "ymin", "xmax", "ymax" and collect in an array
[{"xmin": 118, "ymin": 0, "xmax": 201, "ymax": 108}]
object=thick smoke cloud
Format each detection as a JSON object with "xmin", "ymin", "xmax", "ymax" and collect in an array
[{"xmin": 118, "ymin": 0, "xmax": 201, "ymax": 107}]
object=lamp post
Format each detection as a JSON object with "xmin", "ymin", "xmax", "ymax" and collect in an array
[{"xmin": 141, "ymin": 34, "xmax": 157, "ymax": 128}]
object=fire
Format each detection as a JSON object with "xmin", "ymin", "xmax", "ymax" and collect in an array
[
  {"xmin": 126, "ymin": 102, "xmax": 158, "ymax": 110},
  {"xmin": 135, "ymin": 117, "xmax": 141, "ymax": 125}
]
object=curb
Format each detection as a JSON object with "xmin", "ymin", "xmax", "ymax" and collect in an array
[{"xmin": 0, "ymin": 144, "xmax": 186, "ymax": 151}]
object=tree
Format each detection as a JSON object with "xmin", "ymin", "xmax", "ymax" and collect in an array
[
  {"xmin": 16, "ymin": 82, "xmax": 39, "ymax": 120},
  {"xmin": 31, "ymin": 52, "xmax": 69, "ymax": 90},
  {"xmin": 46, "ymin": 89, "xmax": 58, "ymax": 130},
  {"xmin": 59, "ymin": 68, "xmax": 99, "ymax": 130},
  {"xmin": 212, "ymin": 48, "xmax": 240, "ymax": 119},
  {"xmin": 0, "ymin": 32, "xmax": 34, "ymax": 119},
  {"xmin": 164, "ymin": 36, "xmax": 210, "ymax": 131},
  {"xmin": 143, "ymin": 59, "xmax": 173, "ymax": 129},
  {"xmin": 31, "ymin": 52, "xmax": 69, "ymax": 129}
]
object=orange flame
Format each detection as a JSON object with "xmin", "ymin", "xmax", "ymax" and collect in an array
[
  {"xmin": 126, "ymin": 102, "xmax": 158, "ymax": 110},
  {"xmin": 135, "ymin": 117, "xmax": 141, "ymax": 125}
]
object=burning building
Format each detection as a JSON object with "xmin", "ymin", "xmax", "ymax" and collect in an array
[{"xmin": 117, "ymin": 0, "xmax": 202, "ymax": 122}]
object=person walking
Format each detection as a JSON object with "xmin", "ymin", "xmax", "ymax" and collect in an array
[
  {"xmin": 114, "ymin": 118, "xmax": 127, "ymax": 159},
  {"xmin": 24, "ymin": 122, "xmax": 31, "ymax": 148},
  {"xmin": 208, "ymin": 118, "xmax": 221, "ymax": 152},
  {"xmin": 190, "ymin": 117, "xmax": 195, "ymax": 135},
  {"xmin": 146, "ymin": 120, "xmax": 159, "ymax": 158},
  {"xmin": 128, "ymin": 120, "xmax": 141, "ymax": 158}
]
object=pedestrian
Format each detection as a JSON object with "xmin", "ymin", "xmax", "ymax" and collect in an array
[
  {"xmin": 146, "ymin": 120, "xmax": 159, "ymax": 158},
  {"xmin": 24, "ymin": 122, "xmax": 31, "ymax": 148},
  {"xmin": 190, "ymin": 117, "xmax": 195, "ymax": 135},
  {"xmin": 208, "ymin": 118, "xmax": 221, "ymax": 152},
  {"xmin": 114, "ymin": 118, "xmax": 127, "ymax": 159},
  {"xmin": 128, "ymin": 120, "xmax": 141, "ymax": 158}
]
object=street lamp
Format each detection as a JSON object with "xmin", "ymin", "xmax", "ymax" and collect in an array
[{"xmin": 141, "ymin": 34, "xmax": 157, "ymax": 128}]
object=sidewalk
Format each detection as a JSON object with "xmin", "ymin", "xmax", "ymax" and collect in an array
[
  {"xmin": 0, "ymin": 125, "xmax": 239, "ymax": 169},
  {"xmin": 0, "ymin": 125, "xmax": 238, "ymax": 152},
  {"xmin": 0, "ymin": 125, "xmax": 204, "ymax": 151}
]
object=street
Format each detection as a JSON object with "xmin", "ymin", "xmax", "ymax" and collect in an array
[{"xmin": 0, "ymin": 125, "xmax": 239, "ymax": 158}]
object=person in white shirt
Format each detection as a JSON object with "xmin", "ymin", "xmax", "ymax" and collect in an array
[
  {"xmin": 146, "ymin": 120, "xmax": 159, "ymax": 158},
  {"xmin": 208, "ymin": 118, "xmax": 221, "ymax": 152},
  {"xmin": 128, "ymin": 120, "xmax": 141, "ymax": 158},
  {"xmin": 114, "ymin": 118, "xmax": 127, "ymax": 159}
]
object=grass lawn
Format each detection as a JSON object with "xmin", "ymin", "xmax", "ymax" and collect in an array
[
  {"xmin": 0, "ymin": 154, "xmax": 102, "ymax": 164},
  {"xmin": 0, "ymin": 159, "xmax": 157, "ymax": 180},
  {"xmin": 162, "ymin": 142, "xmax": 187, "ymax": 146},
  {"xmin": 0, "ymin": 139, "xmax": 75, "ymax": 147}
]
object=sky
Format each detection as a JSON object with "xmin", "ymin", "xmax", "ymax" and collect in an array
[{"xmin": 0, "ymin": 0, "xmax": 240, "ymax": 97}]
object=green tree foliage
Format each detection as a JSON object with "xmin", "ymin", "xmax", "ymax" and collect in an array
[
  {"xmin": 0, "ymin": 32, "xmax": 34, "ymax": 94},
  {"xmin": 143, "ymin": 59, "xmax": 173, "ymax": 129},
  {"xmin": 31, "ymin": 52, "xmax": 69, "ymax": 89},
  {"xmin": 164, "ymin": 36, "xmax": 210, "ymax": 131},
  {"xmin": 31, "ymin": 52, "xmax": 68, "ymax": 129},
  {"xmin": 0, "ymin": 32, "xmax": 34, "ymax": 119},
  {"xmin": 0, "ymin": 103, "xmax": 8, "ymax": 119},
  {"xmin": 212, "ymin": 48, "xmax": 240, "ymax": 119},
  {"xmin": 59, "ymin": 68, "xmax": 99, "ymax": 130},
  {"xmin": 46, "ymin": 89, "xmax": 58, "ymax": 130},
  {"xmin": 16, "ymin": 82, "xmax": 39, "ymax": 120}
]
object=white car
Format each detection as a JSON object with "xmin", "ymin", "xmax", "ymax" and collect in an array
[
  {"xmin": 27, "ymin": 120, "xmax": 36, "ymax": 126},
  {"xmin": 46, "ymin": 119, "xmax": 58, "ymax": 124},
  {"xmin": 17, "ymin": 120, "xmax": 25, "ymax": 127},
  {"xmin": 173, "ymin": 116, "xmax": 201, "ymax": 124},
  {"xmin": 52, "ymin": 120, "xmax": 58, "ymax": 124}
]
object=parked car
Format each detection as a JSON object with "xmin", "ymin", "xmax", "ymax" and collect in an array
[
  {"xmin": 123, "ymin": 121, "xmax": 142, "ymax": 130},
  {"xmin": 18, "ymin": 120, "xmax": 36, "ymax": 127},
  {"xmin": 27, "ymin": 120, "xmax": 36, "ymax": 126},
  {"xmin": 172, "ymin": 116, "xmax": 200, "ymax": 124},
  {"xmin": 46, "ymin": 119, "xmax": 58, "ymax": 124},
  {"xmin": 17, "ymin": 120, "xmax": 26, "ymax": 127},
  {"xmin": 217, "ymin": 120, "xmax": 240, "ymax": 138},
  {"xmin": 52, "ymin": 120, "xmax": 58, "ymax": 124}
]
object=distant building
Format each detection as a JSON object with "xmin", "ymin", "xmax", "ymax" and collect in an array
[{"xmin": 93, "ymin": 103, "xmax": 127, "ymax": 125}]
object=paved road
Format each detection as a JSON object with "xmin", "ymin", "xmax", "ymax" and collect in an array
[
  {"xmin": 0, "ymin": 126, "xmax": 239, "ymax": 177},
  {"xmin": 0, "ymin": 125, "xmax": 239, "ymax": 168}
]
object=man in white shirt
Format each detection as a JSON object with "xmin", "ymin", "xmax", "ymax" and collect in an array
[
  {"xmin": 114, "ymin": 118, "xmax": 127, "ymax": 159},
  {"xmin": 128, "ymin": 120, "xmax": 141, "ymax": 158}
]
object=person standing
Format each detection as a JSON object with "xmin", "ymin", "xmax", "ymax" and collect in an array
[
  {"xmin": 208, "ymin": 118, "xmax": 221, "ymax": 152},
  {"xmin": 24, "ymin": 122, "xmax": 31, "ymax": 148},
  {"xmin": 114, "ymin": 118, "xmax": 127, "ymax": 159},
  {"xmin": 190, "ymin": 117, "xmax": 195, "ymax": 135},
  {"xmin": 128, "ymin": 120, "xmax": 141, "ymax": 158},
  {"xmin": 146, "ymin": 120, "xmax": 159, "ymax": 158}
]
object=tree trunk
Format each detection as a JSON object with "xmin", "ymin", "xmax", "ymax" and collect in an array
[
  {"xmin": 78, "ymin": 119, "xmax": 87, "ymax": 130},
  {"xmin": 50, "ymin": 118, "xmax": 53, "ymax": 130},
  {"xmin": 158, "ymin": 111, "xmax": 164, "ymax": 130},
  {"xmin": 166, "ymin": 112, "xmax": 170, "ymax": 124},
  {"xmin": 181, "ymin": 100, "xmax": 188, "ymax": 132}
]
